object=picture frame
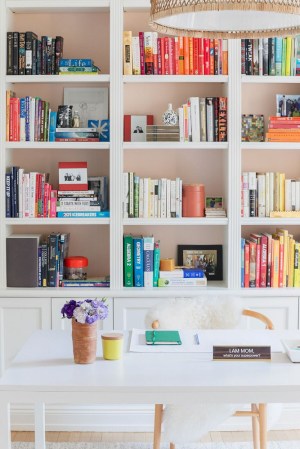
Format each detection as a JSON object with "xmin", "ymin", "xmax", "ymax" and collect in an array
[
  {"xmin": 177, "ymin": 245, "xmax": 223, "ymax": 281},
  {"xmin": 205, "ymin": 196, "xmax": 223, "ymax": 208}
]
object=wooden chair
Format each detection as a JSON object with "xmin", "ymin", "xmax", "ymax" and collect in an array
[{"xmin": 152, "ymin": 309, "xmax": 274, "ymax": 449}]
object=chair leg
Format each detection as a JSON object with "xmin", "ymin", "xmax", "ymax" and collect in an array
[
  {"xmin": 259, "ymin": 403, "xmax": 268, "ymax": 449},
  {"xmin": 251, "ymin": 404, "xmax": 259, "ymax": 449},
  {"xmin": 153, "ymin": 404, "xmax": 163, "ymax": 449}
]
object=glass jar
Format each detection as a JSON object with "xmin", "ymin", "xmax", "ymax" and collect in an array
[{"xmin": 64, "ymin": 256, "xmax": 88, "ymax": 280}]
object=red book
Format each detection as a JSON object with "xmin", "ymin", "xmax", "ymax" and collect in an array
[
  {"xmin": 193, "ymin": 38, "xmax": 199, "ymax": 75},
  {"xmin": 174, "ymin": 37, "xmax": 179, "ymax": 75},
  {"xmin": 164, "ymin": 37, "xmax": 170, "ymax": 75},
  {"xmin": 168, "ymin": 37, "xmax": 175, "ymax": 75},
  {"xmin": 50, "ymin": 188, "xmax": 57, "ymax": 217},
  {"xmin": 209, "ymin": 39, "xmax": 214, "ymax": 75},
  {"xmin": 204, "ymin": 38, "xmax": 210, "ymax": 75},
  {"xmin": 138, "ymin": 32, "xmax": 145, "ymax": 75},
  {"xmin": 157, "ymin": 38, "xmax": 162, "ymax": 75},
  {"xmin": 214, "ymin": 39, "xmax": 219, "ymax": 75},
  {"xmin": 198, "ymin": 38, "xmax": 204, "ymax": 75},
  {"xmin": 269, "ymin": 123, "xmax": 300, "ymax": 128},
  {"xmin": 259, "ymin": 234, "xmax": 268, "ymax": 288},
  {"xmin": 160, "ymin": 37, "xmax": 165, "ymax": 74},
  {"xmin": 58, "ymin": 162, "xmax": 88, "ymax": 191},
  {"xmin": 43, "ymin": 182, "xmax": 50, "ymax": 217},
  {"xmin": 250, "ymin": 234, "xmax": 261, "ymax": 288},
  {"xmin": 262, "ymin": 233, "xmax": 272, "ymax": 287},
  {"xmin": 244, "ymin": 242, "xmax": 250, "ymax": 288}
]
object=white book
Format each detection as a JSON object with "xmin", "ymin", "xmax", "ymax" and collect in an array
[
  {"xmin": 23, "ymin": 173, "xmax": 30, "ymax": 218},
  {"xmin": 179, "ymin": 178, "xmax": 182, "ymax": 217},
  {"xmin": 160, "ymin": 178, "xmax": 167, "ymax": 218},
  {"xmin": 189, "ymin": 97, "xmax": 200, "ymax": 142},
  {"xmin": 157, "ymin": 179, "xmax": 161, "ymax": 218},
  {"xmin": 291, "ymin": 179, "xmax": 296, "ymax": 211},
  {"xmin": 175, "ymin": 177, "xmax": 181, "ymax": 218},
  {"xmin": 18, "ymin": 168, "xmax": 24, "ymax": 218},
  {"xmin": 248, "ymin": 171, "xmax": 257, "ymax": 190},
  {"xmin": 170, "ymin": 180, "xmax": 176, "ymax": 218},
  {"xmin": 132, "ymin": 36, "xmax": 141, "ymax": 75},
  {"xmin": 178, "ymin": 107, "xmax": 184, "ymax": 142},
  {"xmin": 128, "ymin": 171, "xmax": 134, "ymax": 218},
  {"xmin": 187, "ymin": 102, "xmax": 192, "ymax": 142},
  {"xmin": 138, "ymin": 177, "xmax": 144, "ymax": 218},
  {"xmin": 143, "ymin": 236, "xmax": 154, "ymax": 288},
  {"xmin": 296, "ymin": 180, "xmax": 300, "ymax": 211},
  {"xmin": 257, "ymin": 173, "xmax": 266, "ymax": 217},
  {"xmin": 166, "ymin": 178, "xmax": 171, "ymax": 218},
  {"xmin": 285, "ymin": 179, "xmax": 292, "ymax": 212},
  {"xmin": 241, "ymin": 172, "xmax": 249, "ymax": 218},
  {"xmin": 150, "ymin": 179, "xmax": 155, "ymax": 218},
  {"xmin": 154, "ymin": 179, "xmax": 159, "ymax": 218},
  {"xmin": 123, "ymin": 172, "xmax": 129, "ymax": 218},
  {"xmin": 29, "ymin": 172, "xmax": 37, "ymax": 218}
]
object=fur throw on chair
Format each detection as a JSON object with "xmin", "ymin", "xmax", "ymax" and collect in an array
[{"xmin": 144, "ymin": 296, "xmax": 282, "ymax": 443}]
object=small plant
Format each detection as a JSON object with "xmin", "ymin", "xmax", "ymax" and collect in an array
[{"xmin": 61, "ymin": 298, "xmax": 108, "ymax": 324}]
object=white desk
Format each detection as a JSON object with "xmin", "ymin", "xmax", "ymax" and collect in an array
[{"xmin": 1, "ymin": 329, "xmax": 300, "ymax": 449}]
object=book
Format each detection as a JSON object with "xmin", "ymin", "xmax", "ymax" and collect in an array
[
  {"xmin": 143, "ymin": 236, "xmax": 154, "ymax": 287},
  {"xmin": 145, "ymin": 330, "xmax": 182, "ymax": 345},
  {"xmin": 56, "ymin": 211, "xmax": 110, "ymax": 218},
  {"xmin": 158, "ymin": 277, "xmax": 207, "ymax": 287},
  {"xmin": 133, "ymin": 236, "xmax": 144, "ymax": 287},
  {"xmin": 123, "ymin": 234, "xmax": 133, "ymax": 287},
  {"xmin": 124, "ymin": 115, "xmax": 154, "ymax": 142},
  {"xmin": 59, "ymin": 58, "xmax": 94, "ymax": 67},
  {"xmin": 159, "ymin": 268, "xmax": 205, "ymax": 278},
  {"xmin": 58, "ymin": 161, "xmax": 88, "ymax": 191}
]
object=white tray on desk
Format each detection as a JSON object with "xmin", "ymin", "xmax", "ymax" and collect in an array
[{"xmin": 281, "ymin": 339, "xmax": 300, "ymax": 362}]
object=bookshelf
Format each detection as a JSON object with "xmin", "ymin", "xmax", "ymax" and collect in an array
[{"xmin": 1, "ymin": 0, "xmax": 300, "ymax": 430}]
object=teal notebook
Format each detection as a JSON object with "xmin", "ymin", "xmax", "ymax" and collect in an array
[{"xmin": 145, "ymin": 330, "xmax": 182, "ymax": 345}]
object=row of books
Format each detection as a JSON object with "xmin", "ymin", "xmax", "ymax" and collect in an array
[
  {"xmin": 241, "ymin": 171, "xmax": 300, "ymax": 218},
  {"xmin": 178, "ymin": 97, "xmax": 227, "ymax": 142},
  {"xmin": 241, "ymin": 36, "xmax": 300, "ymax": 76},
  {"xmin": 241, "ymin": 230, "xmax": 300, "ymax": 288},
  {"xmin": 123, "ymin": 31, "xmax": 228, "ymax": 76},
  {"xmin": 7, "ymin": 32, "xmax": 64, "ymax": 76},
  {"xmin": 123, "ymin": 174, "xmax": 182, "ymax": 219},
  {"xmin": 6, "ymin": 90, "xmax": 55, "ymax": 142},
  {"xmin": 39, "ymin": 232, "xmax": 70, "ymax": 287}
]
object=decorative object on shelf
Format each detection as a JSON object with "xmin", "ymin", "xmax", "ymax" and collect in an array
[
  {"xmin": 58, "ymin": 161, "xmax": 88, "ymax": 191},
  {"xmin": 101, "ymin": 333, "xmax": 124, "ymax": 360},
  {"xmin": 124, "ymin": 114, "xmax": 154, "ymax": 142},
  {"xmin": 72, "ymin": 110, "xmax": 80, "ymax": 128},
  {"xmin": 241, "ymin": 114, "xmax": 264, "ymax": 142},
  {"xmin": 61, "ymin": 298, "xmax": 108, "ymax": 364},
  {"xmin": 146, "ymin": 125, "xmax": 180, "ymax": 142},
  {"xmin": 177, "ymin": 244, "xmax": 223, "ymax": 281},
  {"xmin": 57, "ymin": 105, "xmax": 73, "ymax": 128},
  {"xmin": 64, "ymin": 256, "xmax": 88, "ymax": 280},
  {"xmin": 162, "ymin": 103, "xmax": 178, "ymax": 126},
  {"xmin": 205, "ymin": 197, "xmax": 226, "ymax": 217},
  {"xmin": 182, "ymin": 184, "xmax": 205, "ymax": 217},
  {"xmin": 64, "ymin": 87, "xmax": 109, "ymax": 128},
  {"xmin": 149, "ymin": 0, "xmax": 300, "ymax": 39}
]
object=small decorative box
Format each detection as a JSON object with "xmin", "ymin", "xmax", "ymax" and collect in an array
[{"xmin": 241, "ymin": 114, "xmax": 264, "ymax": 142}]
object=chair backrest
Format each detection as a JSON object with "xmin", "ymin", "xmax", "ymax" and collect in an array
[{"xmin": 152, "ymin": 309, "xmax": 274, "ymax": 330}]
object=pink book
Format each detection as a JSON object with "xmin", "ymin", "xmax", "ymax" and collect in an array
[
  {"xmin": 168, "ymin": 37, "xmax": 175, "ymax": 75},
  {"xmin": 157, "ymin": 38, "xmax": 162, "ymax": 75},
  {"xmin": 139, "ymin": 32, "xmax": 145, "ymax": 75},
  {"xmin": 164, "ymin": 37, "xmax": 170, "ymax": 75},
  {"xmin": 50, "ymin": 189, "xmax": 57, "ymax": 218}
]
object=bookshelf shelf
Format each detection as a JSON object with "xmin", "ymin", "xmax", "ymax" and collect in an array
[
  {"xmin": 241, "ymin": 218, "xmax": 300, "ymax": 226},
  {"xmin": 6, "ymin": 0, "xmax": 110, "ymax": 13},
  {"xmin": 6, "ymin": 75, "xmax": 110, "ymax": 84},
  {"xmin": 241, "ymin": 75, "xmax": 300, "ymax": 84},
  {"xmin": 241, "ymin": 142, "xmax": 300, "ymax": 150},
  {"xmin": 123, "ymin": 75, "xmax": 228, "ymax": 84},
  {"xmin": 123, "ymin": 142, "xmax": 229, "ymax": 150},
  {"xmin": 123, "ymin": 218, "xmax": 228, "ymax": 226},
  {"xmin": 5, "ymin": 218, "xmax": 110, "ymax": 225},
  {"xmin": 5, "ymin": 142, "xmax": 110, "ymax": 150}
]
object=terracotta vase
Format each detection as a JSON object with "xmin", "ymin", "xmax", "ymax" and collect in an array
[{"xmin": 72, "ymin": 319, "xmax": 97, "ymax": 364}]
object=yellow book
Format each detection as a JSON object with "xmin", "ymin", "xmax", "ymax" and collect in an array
[
  {"xmin": 279, "ymin": 172, "xmax": 285, "ymax": 212},
  {"xmin": 288, "ymin": 236, "xmax": 295, "ymax": 287},
  {"xmin": 6, "ymin": 89, "xmax": 15, "ymax": 142},
  {"xmin": 276, "ymin": 228, "xmax": 289, "ymax": 287},
  {"xmin": 123, "ymin": 31, "xmax": 132, "ymax": 75},
  {"xmin": 294, "ymin": 242, "xmax": 300, "ymax": 287},
  {"xmin": 286, "ymin": 36, "xmax": 292, "ymax": 76},
  {"xmin": 274, "ymin": 172, "xmax": 280, "ymax": 212},
  {"xmin": 271, "ymin": 238, "xmax": 279, "ymax": 288}
]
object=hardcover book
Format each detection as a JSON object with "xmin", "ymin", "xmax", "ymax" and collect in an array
[{"xmin": 58, "ymin": 162, "xmax": 88, "ymax": 191}]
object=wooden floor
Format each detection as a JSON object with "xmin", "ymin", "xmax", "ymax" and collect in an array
[{"xmin": 11, "ymin": 430, "xmax": 300, "ymax": 443}]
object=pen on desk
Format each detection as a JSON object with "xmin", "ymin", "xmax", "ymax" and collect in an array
[{"xmin": 195, "ymin": 334, "xmax": 200, "ymax": 345}]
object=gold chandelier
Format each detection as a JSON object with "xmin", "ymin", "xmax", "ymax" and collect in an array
[{"xmin": 149, "ymin": 0, "xmax": 300, "ymax": 39}]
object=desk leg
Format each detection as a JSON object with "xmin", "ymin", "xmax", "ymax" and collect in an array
[
  {"xmin": 0, "ymin": 401, "xmax": 11, "ymax": 449},
  {"xmin": 35, "ymin": 402, "xmax": 46, "ymax": 449}
]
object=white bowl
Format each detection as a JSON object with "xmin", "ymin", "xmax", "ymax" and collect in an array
[{"xmin": 281, "ymin": 339, "xmax": 300, "ymax": 363}]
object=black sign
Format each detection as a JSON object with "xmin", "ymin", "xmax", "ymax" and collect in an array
[{"xmin": 213, "ymin": 346, "xmax": 271, "ymax": 361}]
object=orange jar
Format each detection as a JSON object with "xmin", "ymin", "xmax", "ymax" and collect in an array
[{"xmin": 182, "ymin": 184, "xmax": 205, "ymax": 217}]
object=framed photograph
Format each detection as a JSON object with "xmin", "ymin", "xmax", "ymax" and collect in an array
[
  {"xmin": 64, "ymin": 87, "xmax": 109, "ymax": 127},
  {"xmin": 177, "ymin": 245, "xmax": 223, "ymax": 281},
  {"xmin": 205, "ymin": 196, "xmax": 223, "ymax": 208}
]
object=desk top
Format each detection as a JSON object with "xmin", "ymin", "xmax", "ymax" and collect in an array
[{"xmin": 1, "ymin": 330, "xmax": 300, "ymax": 404}]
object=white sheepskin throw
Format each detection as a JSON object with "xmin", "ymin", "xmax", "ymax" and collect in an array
[{"xmin": 144, "ymin": 296, "xmax": 282, "ymax": 443}]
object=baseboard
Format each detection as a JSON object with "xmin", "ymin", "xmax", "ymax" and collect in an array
[{"xmin": 10, "ymin": 404, "xmax": 300, "ymax": 432}]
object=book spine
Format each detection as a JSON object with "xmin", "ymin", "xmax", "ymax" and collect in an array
[
  {"xmin": 47, "ymin": 233, "xmax": 59, "ymax": 287},
  {"xmin": 13, "ymin": 32, "xmax": 19, "ymax": 75},
  {"xmin": 249, "ymin": 240, "xmax": 256, "ymax": 288},
  {"xmin": 123, "ymin": 234, "xmax": 133, "ymax": 287},
  {"xmin": 183, "ymin": 37, "xmax": 189, "ymax": 75},
  {"xmin": 241, "ymin": 238, "xmax": 245, "ymax": 288},
  {"xmin": 153, "ymin": 241, "xmax": 160, "ymax": 287},
  {"xmin": 143, "ymin": 236, "xmax": 154, "ymax": 287},
  {"xmin": 18, "ymin": 32, "xmax": 26, "ymax": 75},
  {"xmin": 144, "ymin": 32, "xmax": 154, "ymax": 75},
  {"xmin": 123, "ymin": 31, "xmax": 132, "ymax": 75},
  {"xmin": 244, "ymin": 242, "xmax": 250, "ymax": 287},
  {"xmin": 132, "ymin": 36, "xmax": 141, "ymax": 75},
  {"xmin": 7, "ymin": 32, "xmax": 14, "ymax": 75},
  {"xmin": 5, "ymin": 173, "xmax": 12, "ymax": 217},
  {"xmin": 133, "ymin": 237, "xmax": 144, "ymax": 287},
  {"xmin": 59, "ymin": 58, "xmax": 93, "ymax": 67}
]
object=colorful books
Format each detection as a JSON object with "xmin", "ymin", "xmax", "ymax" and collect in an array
[{"xmin": 56, "ymin": 211, "xmax": 110, "ymax": 218}]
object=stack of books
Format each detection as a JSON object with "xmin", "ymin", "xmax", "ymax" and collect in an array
[
  {"xmin": 146, "ymin": 125, "xmax": 180, "ymax": 142},
  {"xmin": 158, "ymin": 268, "xmax": 207, "ymax": 287},
  {"xmin": 56, "ymin": 189, "xmax": 107, "ymax": 218},
  {"xmin": 205, "ymin": 207, "xmax": 226, "ymax": 218},
  {"xmin": 61, "ymin": 276, "xmax": 110, "ymax": 287},
  {"xmin": 55, "ymin": 127, "xmax": 99, "ymax": 142},
  {"xmin": 58, "ymin": 58, "xmax": 100, "ymax": 75},
  {"xmin": 266, "ymin": 116, "xmax": 300, "ymax": 142}
]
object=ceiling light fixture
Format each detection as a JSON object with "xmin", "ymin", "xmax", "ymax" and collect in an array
[{"xmin": 149, "ymin": 0, "xmax": 300, "ymax": 39}]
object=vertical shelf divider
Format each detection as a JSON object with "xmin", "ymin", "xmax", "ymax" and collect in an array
[
  {"xmin": 110, "ymin": 0, "xmax": 124, "ymax": 289},
  {"xmin": 228, "ymin": 39, "xmax": 242, "ymax": 289}
]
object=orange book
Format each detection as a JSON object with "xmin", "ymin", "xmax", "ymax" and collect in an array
[
  {"xmin": 204, "ymin": 38, "xmax": 210, "ymax": 75},
  {"xmin": 193, "ymin": 38, "xmax": 199, "ymax": 75},
  {"xmin": 269, "ymin": 116, "xmax": 300, "ymax": 122},
  {"xmin": 189, "ymin": 37, "xmax": 194, "ymax": 75},
  {"xmin": 183, "ymin": 36, "xmax": 189, "ymax": 75},
  {"xmin": 209, "ymin": 39, "xmax": 214, "ymax": 75},
  {"xmin": 6, "ymin": 90, "xmax": 15, "ymax": 141},
  {"xmin": 178, "ymin": 36, "xmax": 184, "ymax": 75},
  {"xmin": 198, "ymin": 38, "xmax": 204, "ymax": 75},
  {"xmin": 222, "ymin": 39, "xmax": 228, "ymax": 75},
  {"xmin": 163, "ymin": 37, "xmax": 170, "ymax": 75},
  {"xmin": 144, "ymin": 31, "xmax": 154, "ymax": 75},
  {"xmin": 268, "ymin": 128, "xmax": 300, "ymax": 132}
]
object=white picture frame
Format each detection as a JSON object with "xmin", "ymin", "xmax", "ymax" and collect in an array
[{"xmin": 64, "ymin": 87, "xmax": 109, "ymax": 127}]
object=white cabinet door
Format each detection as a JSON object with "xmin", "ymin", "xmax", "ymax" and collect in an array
[
  {"xmin": 51, "ymin": 297, "xmax": 113, "ymax": 330},
  {"xmin": 242, "ymin": 297, "xmax": 298, "ymax": 330},
  {"xmin": 0, "ymin": 298, "xmax": 51, "ymax": 370},
  {"xmin": 114, "ymin": 298, "xmax": 165, "ymax": 330}
]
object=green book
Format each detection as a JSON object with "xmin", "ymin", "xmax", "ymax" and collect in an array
[
  {"xmin": 145, "ymin": 330, "xmax": 182, "ymax": 345},
  {"xmin": 123, "ymin": 234, "xmax": 133, "ymax": 287}
]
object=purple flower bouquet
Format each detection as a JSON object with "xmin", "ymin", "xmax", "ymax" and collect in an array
[{"xmin": 61, "ymin": 298, "xmax": 108, "ymax": 324}]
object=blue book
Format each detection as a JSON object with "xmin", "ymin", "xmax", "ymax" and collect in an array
[
  {"xmin": 49, "ymin": 111, "xmax": 57, "ymax": 142},
  {"xmin": 59, "ymin": 58, "xmax": 94, "ymax": 67},
  {"xmin": 56, "ymin": 211, "xmax": 110, "ymax": 218},
  {"xmin": 153, "ymin": 241, "xmax": 160, "ymax": 287},
  {"xmin": 133, "ymin": 236, "xmax": 144, "ymax": 287},
  {"xmin": 143, "ymin": 236, "xmax": 154, "ymax": 288},
  {"xmin": 241, "ymin": 238, "xmax": 245, "ymax": 288},
  {"xmin": 275, "ymin": 37, "xmax": 282, "ymax": 76}
]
